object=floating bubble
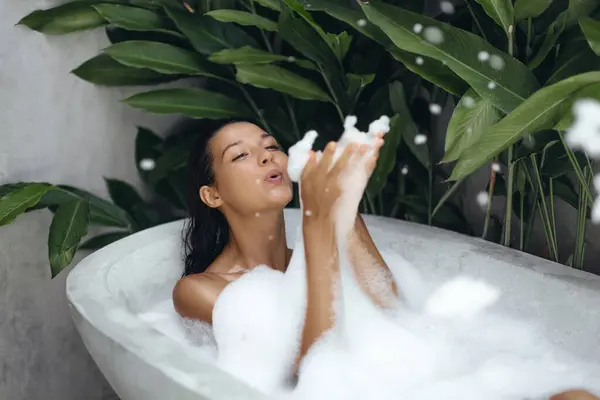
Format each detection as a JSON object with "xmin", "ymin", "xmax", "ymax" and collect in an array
[
  {"xmin": 429, "ymin": 103, "xmax": 442, "ymax": 115},
  {"xmin": 413, "ymin": 23, "xmax": 423, "ymax": 34},
  {"xmin": 414, "ymin": 134, "xmax": 428, "ymax": 145},
  {"xmin": 491, "ymin": 162, "xmax": 501, "ymax": 173},
  {"xmin": 489, "ymin": 54, "xmax": 505, "ymax": 70},
  {"xmin": 488, "ymin": 81, "xmax": 497, "ymax": 90},
  {"xmin": 304, "ymin": 210, "xmax": 312, "ymax": 217},
  {"xmin": 478, "ymin": 51, "xmax": 490, "ymax": 62},
  {"xmin": 268, "ymin": 235, "xmax": 274, "ymax": 241},
  {"xmin": 466, "ymin": 127, "xmax": 473, "ymax": 135},
  {"xmin": 357, "ymin": 19, "xmax": 367, "ymax": 27},
  {"xmin": 401, "ymin": 165, "xmax": 409, "ymax": 175},
  {"xmin": 287, "ymin": 56, "xmax": 296, "ymax": 62},
  {"xmin": 255, "ymin": 212, "xmax": 261, "ymax": 217},
  {"xmin": 476, "ymin": 191, "xmax": 490, "ymax": 208},
  {"xmin": 256, "ymin": 178, "xmax": 261, "ymax": 184},
  {"xmin": 462, "ymin": 96, "xmax": 476, "ymax": 108},
  {"xmin": 423, "ymin": 26, "xmax": 444, "ymax": 44},
  {"xmin": 139, "ymin": 158, "xmax": 156, "ymax": 171},
  {"xmin": 565, "ymin": 99, "xmax": 600, "ymax": 158},
  {"xmin": 440, "ymin": 1, "xmax": 455, "ymax": 14},
  {"xmin": 416, "ymin": 56, "xmax": 424, "ymax": 65}
]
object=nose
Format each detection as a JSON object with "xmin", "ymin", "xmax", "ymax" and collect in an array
[{"xmin": 260, "ymin": 150, "xmax": 274, "ymax": 165}]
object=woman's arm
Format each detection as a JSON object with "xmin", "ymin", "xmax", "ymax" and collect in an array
[
  {"xmin": 299, "ymin": 217, "xmax": 339, "ymax": 359},
  {"xmin": 348, "ymin": 214, "xmax": 398, "ymax": 306}
]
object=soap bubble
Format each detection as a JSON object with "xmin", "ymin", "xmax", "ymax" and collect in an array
[
  {"xmin": 440, "ymin": 1, "xmax": 455, "ymax": 14},
  {"xmin": 305, "ymin": 210, "xmax": 312, "ymax": 216},
  {"xmin": 491, "ymin": 161, "xmax": 501, "ymax": 173},
  {"xmin": 476, "ymin": 191, "xmax": 490, "ymax": 208},
  {"xmin": 423, "ymin": 26, "xmax": 444, "ymax": 44},
  {"xmin": 429, "ymin": 103, "xmax": 442, "ymax": 115},
  {"xmin": 268, "ymin": 235, "xmax": 274, "ymax": 241},
  {"xmin": 416, "ymin": 56, "xmax": 424, "ymax": 65},
  {"xmin": 413, "ymin": 23, "xmax": 423, "ymax": 34},
  {"xmin": 139, "ymin": 158, "xmax": 156, "ymax": 171},
  {"xmin": 462, "ymin": 96, "xmax": 476, "ymax": 108},
  {"xmin": 489, "ymin": 54, "xmax": 505, "ymax": 70},
  {"xmin": 401, "ymin": 165, "xmax": 409, "ymax": 175},
  {"xmin": 255, "ymin": 178, "xmax": 261, "ymax": 184},
  {"xmin": 287, "ymin": 56, "xmax": 296, "ymax": 62},
  {"xmin": 488, "ymin": 81, "xmax": 497, "ymax": 90},
  {"xmin": 414, "ymin": 134, "xmax": 428, "ymax": 145},
  {"xmin": 255, "ymin": 212, "xmax": 260, "ymax": 217},
  {"xmin": 357, "ymin": 19, "xmax": 367, "ymax": 27},
  {"xmin": 478, "ymin": 51, "xmax": 490, "ymax": 62}
]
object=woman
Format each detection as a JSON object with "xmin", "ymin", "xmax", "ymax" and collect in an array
[
  {"xmin": 172, "ymin": 120, "xmax": 599, "ymax": 399},
  {"xmin": 173, "ymin": 119, "xmax": 396, "ymax": 361}
]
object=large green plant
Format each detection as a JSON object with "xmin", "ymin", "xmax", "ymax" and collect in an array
[{"xmin": 2, "ymin": 0, "xmax": 600, "ymax": 277}]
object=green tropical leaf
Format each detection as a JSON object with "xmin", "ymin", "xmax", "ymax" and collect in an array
[
  {"xmin": 80, "ymin": 231, "xmax": 131, "ymax": 250},
  {"xmin": 71, "ymin": 54, "xmax": 178, "ymax": 86},
  {"xmin": 17, "ymin": 2, "xmax": 106, "ymax": 35},
  {"xmin": 361, "ymin": 1, "xmax": 540, "ymax": 113},
  {"xmin": 48, "ymin": 199, "xmax": 90, "ymax": 277},
  {"xmin": 39, "ymin": 186, "xmax": 130, "ymax": 228},
  {"xmin": 209, "ymin": 46, "xmax": 289, "ymax": 64},
  {"xmin": 346, "ymin": 73, "xmax": 375, "ymax": 104},
  {"xmin": 206, "ymin": 9, "xmax": 277, "ymax": 31},
  {"xmin": 367, "ymin": 114, "xmax": 402, "ymax": 196},
  {"xmin": 147, "ymin": 141, "xmax": 191, "ymax": 184},
  {"xmin": 303, "ymin": 0, "xmax": 466, "ymax": 96},
  {"xmin": 546, "ymin": 43, "xmax": 600, "ymax": 85},
  {"xmin": 442, "ymin": 89, "xmax": 502, "ymax": 163},
  {"xmin": 474, "ymin": 0, "xmax": 515, "ymax": 35},
  {"xmin": 278, "ymin": 8, "xmax": 339, "ymax": 69},
  {"xmin": 0, "ymin": 184, "xmax": 51, "ymax": 226},
  {"xmin": 554, "ymin": 82, "xmax": 600, "ymax": 131},
  {"xmin": 514, "ymin": 0, "xmax": 551, "ymax": 21},
  {"xmin": 124, "ymin": 88, "xmax": 254, "ymax": 119},
  {"xmin": 164, "ymin": 7, "xmax": 259, "ymax": 55},
  {"xmin": 325, "ymin": 31, "xmax": 353, "ymax": 62},
  {"xmin": 104, "ymin": 41, "xmax": 220, "ymax": 77},
  {"xmin": 449, "ymin": 71, "xmax": 600, "ymax": 181},
  {"xmin": 390, "ymin": 82, "xmax": 429, "ymax": 169},
  {"xmin": 255, "ymin": 0, "xmax": 281, "ymax": 11},
  {"xmin": 580, "ymin": 17, "xmax": 600, "ymax": 56},
  {"xmin": 236, "ymin": 64, "xmax": 331, "ymax": 102},
  {"xmin": 92, "ymin": 4, "xmax": 182, "ymax": 37},
  {"xmin": 282, "ymin": 0, "xmax": 329, "ymax": 40},
  {"xmin": 104, "ymin": 178, "xmax": 144, "ymax": 220}
]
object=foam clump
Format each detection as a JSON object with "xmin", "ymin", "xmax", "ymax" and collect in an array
[
  {"xmin": 424, "ymin": 277, "xmax": 500, "ymax": 319},
  {"xmin": 565, "ymin": 99, "xmax": 600, "ymax": 157},
  {"xmin": 287, "ymin": 115, "xmax": 390, "ymax": 182}
]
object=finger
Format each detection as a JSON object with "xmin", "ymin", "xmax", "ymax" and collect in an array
[
  {"xmin": 300, "ymin": 151, "xmax": 317, "ymax": 180},
  {"xmin": 330, "ymin": 143, "xmax": 355, "ymax": 176},
  {"xmin": 317, "ymin": 142, "xmax": 336, "ymax": 173},
  {"xmin": 372, "ymin": 137, "xmax": 384, "ymax": 157}
]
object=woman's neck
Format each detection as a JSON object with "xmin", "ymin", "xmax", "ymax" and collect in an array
[{"xmin": 226, "ymin": 209, "xmax": 289, "ymax": 272}]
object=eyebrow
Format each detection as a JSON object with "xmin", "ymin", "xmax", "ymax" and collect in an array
[{"xmin": 221, "ymin": 132, "xmax": 271, "ymax": 159}]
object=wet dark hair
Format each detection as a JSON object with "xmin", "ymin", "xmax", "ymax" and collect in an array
[{"xmin": 182, "ymin": 119, "xmax": 242, "ymax": 276}]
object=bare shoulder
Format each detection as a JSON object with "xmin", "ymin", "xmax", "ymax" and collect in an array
[{"xmin": 172, "ymin": 273, "xmax": 229, "ymax": 323}]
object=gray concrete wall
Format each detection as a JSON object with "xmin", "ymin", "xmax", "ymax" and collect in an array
[{"xmin": 0, "ymin": 1, "xmax": 177, "ymax": 399}]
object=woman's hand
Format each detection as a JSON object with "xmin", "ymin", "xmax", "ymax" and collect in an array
[{"xmin": 299, "ymin": 141, "xmax": 356, "ymax": 223}]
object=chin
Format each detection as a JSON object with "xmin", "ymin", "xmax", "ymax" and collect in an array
[{"xmin": 267, "ymin": 186, "xmax": 293, "ymax": 207}]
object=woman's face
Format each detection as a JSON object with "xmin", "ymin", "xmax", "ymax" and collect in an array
[{"xmin": 202, "ymin": 122, "xmax": 293, "ymax": 215}]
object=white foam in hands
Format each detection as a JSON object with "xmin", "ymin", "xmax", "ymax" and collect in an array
[{"xmin": 287, "ymin": 115, "xmax": 390, "ymax": 183}]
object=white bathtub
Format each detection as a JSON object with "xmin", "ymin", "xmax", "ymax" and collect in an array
[{"xmin": 66, "ymin": 208, "xmax": 600, "ymax": 400}]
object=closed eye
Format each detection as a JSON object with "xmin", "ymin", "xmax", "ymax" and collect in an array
[
  {"xmin": 266, "ymin": 145, "xmax": 280, "ymax": 151},
  {"xmin": 232, "ymin": 152, "xmax": 248, "ymax": 161}
]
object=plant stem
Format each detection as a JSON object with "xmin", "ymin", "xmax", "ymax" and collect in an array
[
  {"xmin": 318, "ymin": 65, "xmax": 345, "ymax": 123},
  {"xmin": 573, "ymin": 166, "xmax": 590, "ymax": 268},
  {"xmin": 526, "ymin": 18, "xmax": 533, "ymax": 62},
  {"xmin": 519, "ymin": 189, "xmax": 524, "ymax": 251},
  {"xmin": 482, "ymin": 162, "xmax": 497, "ymax": 240},
  {"xmin": 432, "ymin": 179, "xmax": 464, "ymax": 218},
  {"xmin": 558, "ymin": 131, "xmax": 595, "ymax": 202},
  {"xmin": 239, "ymin": 85, "xmax": 274, "ymax": 134},
  {"xmin": 465, "ymin": 0, "xmax": 488, "ymax": 41},
  {"xmin": 530, "ymin": 154, "xmax": 559, "ymax": 261},
  {"xmin": 503, "ymin": 25, "xmax": 515, "ymax": 247}
]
